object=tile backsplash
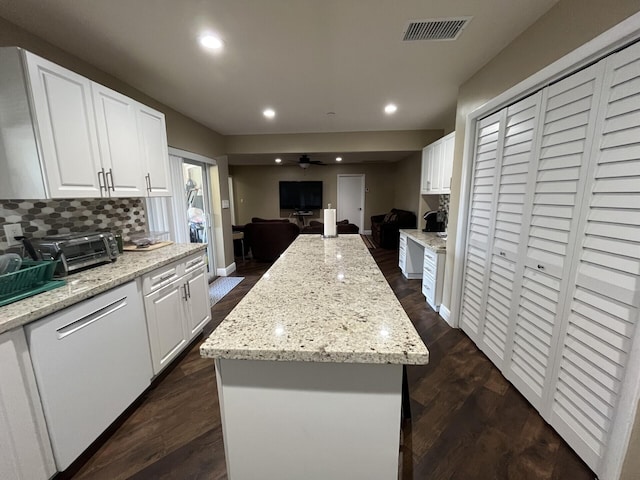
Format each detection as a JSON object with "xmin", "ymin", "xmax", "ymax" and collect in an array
[
  {"xmin": 0, "ymin": 198, "xmax": 147, "ymax": 252},
  {"xmin": 439, "ymin": 194, "xmax": 450, "ymax": 227}
]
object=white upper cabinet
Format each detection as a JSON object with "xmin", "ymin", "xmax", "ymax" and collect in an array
[
  {"xmin": 0, "ymin": 47, "xmax": 171, "ymax": 199},
  {"xmin": 24, "ymin": 52, "xmax": 104, "ymax": 198},
  {"xmin": 137, "ymin": 105, "xmax": 171, "ymax": 197},
  {"xmin": 92, "ymin": 84, "xmax": 146, "ymax": 197},
  {"xmin": 421, "ymin": 131, "xmax": 455, "ymax": 194}
]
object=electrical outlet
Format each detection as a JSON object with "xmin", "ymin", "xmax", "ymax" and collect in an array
[{"xmin": 3, "ymin": 224, "xmax": 23, "ymax": 247}]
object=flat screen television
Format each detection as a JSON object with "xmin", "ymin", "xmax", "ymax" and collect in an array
[{"xmin": 279, "ymin": 181, "xmax": 323, "ymax": 210}]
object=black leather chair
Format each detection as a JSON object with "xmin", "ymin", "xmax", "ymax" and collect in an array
[{"xmin": 370, "ymin": 209, "xmax": 417, "ymax": 249}]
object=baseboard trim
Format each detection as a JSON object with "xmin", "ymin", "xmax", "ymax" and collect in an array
[
  {"xmin": 439, "ymin": 304, "xmax": 454, "ymax": 327},
  {"xmin": 217, "ymin": 262, "xmax": 236, "ymax": 277}
]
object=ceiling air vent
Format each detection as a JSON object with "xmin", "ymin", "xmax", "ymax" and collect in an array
[{"xmin": 403, "ymin": 17, "xmax": 472, "ymax": 41}]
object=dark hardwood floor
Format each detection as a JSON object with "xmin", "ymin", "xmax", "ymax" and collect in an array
[{"xmin": 68, "ymin": 242, "xmax": 594, "ymax": 479}]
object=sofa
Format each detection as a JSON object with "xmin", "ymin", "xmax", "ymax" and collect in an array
[
  {"xmin": 370, "ymin": 209, "xmax": 417, "ymax": 249},
  {"xmin": 237, "ymin": 218, "xmax": 300, "ymax": 262},
  {"xmin": 300, "ymin": 220, "xmax": 360, "ymax": 235}
]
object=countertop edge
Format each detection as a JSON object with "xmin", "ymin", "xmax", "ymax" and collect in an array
[
  {"xmin": 0, "ymin": 244, "xmax": 207, "ymax": 335},
  {"xmin": 199, "ymin": 345, "xmax": 430, "ymax": 365}
]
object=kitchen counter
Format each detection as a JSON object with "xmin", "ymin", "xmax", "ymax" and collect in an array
[
  {"xmin": 201, "ymin": 234, "xmax": 429, "ymax": 364},
  {"xmin": 0, "ymin": 243, "xmax": 206, "ymax": 335},
  {"xmin": 400, "ymin": 229, "xmax": 447, "ymax": 253}
]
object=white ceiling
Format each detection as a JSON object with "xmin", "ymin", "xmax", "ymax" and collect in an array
[{"xmin": 0, "ymin": 0, "xmax": 558, "ymax": 140}]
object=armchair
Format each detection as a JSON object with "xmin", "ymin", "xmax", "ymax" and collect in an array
[{"xmin": 370, "ymin": 209, "xmax": 417, "ymax": 249}]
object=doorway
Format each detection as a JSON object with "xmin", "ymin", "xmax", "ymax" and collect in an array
[
  {"xmin": 167, "ymin": 150, "xmax": 217, "ymax": 281},
  {"xmin": 337, "ymin": 174, "xmax": 365, "ymax": 233}
]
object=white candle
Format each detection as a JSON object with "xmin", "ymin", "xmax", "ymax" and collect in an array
[{"xmin": 324, "ymin": 208, "xmax": 337, "ymax": 237}]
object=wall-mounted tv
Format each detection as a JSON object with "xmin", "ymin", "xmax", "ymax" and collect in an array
[{"xmin": 279, "ymin": 181, "xmax": 323, "ymax": 210}]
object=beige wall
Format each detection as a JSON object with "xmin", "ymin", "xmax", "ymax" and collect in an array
[
  {"xmin": 444, "ymin": 0, "xmax": 640, "ymax": 309},
  {"xmin": 393, "ymin": 152, "xmax": 422, "ymax": 214},
  {"xmin": 230, "ymin": 163, "xmax": 406, "ymax": 230},
  {"xmin": 443, "ymin": 2, "xmax": 640, "ymax": 478},
  {"xmin": 226, "ymin": 130, "xmax": 439, "ymax": 154}
]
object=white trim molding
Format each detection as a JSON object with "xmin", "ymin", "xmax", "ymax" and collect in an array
[
  {"xmin": 217, "ymin": 262, "xmax": 236, "ymax": 277},
  {"xmin": 438, "ymin": 304, "xmax": 452, "ymax": 326}
]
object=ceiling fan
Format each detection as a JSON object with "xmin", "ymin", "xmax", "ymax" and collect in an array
[{"xmin": 295, "ymin": 154, "xmax": 325, "ymax": 169}]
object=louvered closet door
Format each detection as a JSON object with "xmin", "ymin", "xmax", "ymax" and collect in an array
[
  {"xmin": 545, "ymin": 42, "xmax": 640, "ymax": 473},
  {"xmin": 459, "ymin": 112, "xmax": 504, "ymax": 340},
  {"xmin": 479, "ymin": 93, "xmax": 542, "ymax": 366},
  {"xmin": 506, "ymin": 62, "xmax": 606, "ymax": 410}
]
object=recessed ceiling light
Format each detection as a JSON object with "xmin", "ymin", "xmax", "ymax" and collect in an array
[
  {"xmin": 263, "ymin": 108, "xmax": 276, "ymax": 119},
  {"xmin": 199, "ymin": 34, "xmax": 224, "ymax": 51},
  {"xmin": 385, "ymin": 103, "xmax": 398, "ymax": 114},
  {"xmin": 275, "ymin": 158, "xmax": 282, "ymax": 163},
  {"xmin": 336, "ymin": 157, "xmax": 342, "ymax": 162}
]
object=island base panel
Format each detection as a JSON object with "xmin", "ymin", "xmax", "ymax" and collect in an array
[{"xmin": 215, "ymin": 359, "xmax": 402, "ymax": 480}]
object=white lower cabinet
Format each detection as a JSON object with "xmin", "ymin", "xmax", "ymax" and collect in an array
[
  {"xmin": 0, "ymin": 328, "xmax": 56, "ymax": 480},
  {"xmin": 422, "ymin": 248, "xmax": 445, "ymax": 312},
  {"xmin": 143, "ymin": 253, "xmax": 210, "ymax": 375}
]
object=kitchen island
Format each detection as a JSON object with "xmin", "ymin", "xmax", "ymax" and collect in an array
[{"xmin": 201, "ymin": 234, "xmax": 429, "ymax": 480}]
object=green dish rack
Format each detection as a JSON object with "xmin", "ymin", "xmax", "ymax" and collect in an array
[{"xmin": 0, "ymin": 260, "xmax": 66, "ymax": 307}]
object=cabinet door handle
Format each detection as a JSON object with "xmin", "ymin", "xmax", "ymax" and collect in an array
[
  {"xmin": 186, "ymin": 282, "xmax": 191, "ymax": 299},
  {"xmin": 145, "ymin": 173, "xmax": 152, "ymax": 193},
  {"xmin": 499, "ymin": 251, "xmax": 506, "ymax": 257},
  {"xmin": 182, "ymin": 284, "xmax": 188, "ymax": 301},
  {"xmin": 97, "ymin": 169, "xmax": 107, "ymax": 195},
  {"xmin": 106, "ymin": 168, "xmax": 115, "ymax": 192},
  {"xmin": 160, "ymin": 272, "xmax": 174, "ymax": 281},
  {"xmin": 537, "ymin": 264, "xmax": 545, "ymax": 270}
]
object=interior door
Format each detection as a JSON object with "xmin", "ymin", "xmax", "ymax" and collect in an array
[
  {"xmin": 337, "ymin": 174, "xmax": 365, "ymax": 232},
  {"xmin": 505, "ymin": 61, "xmax": 605, "ymax": 412},
  {"xmin": 544, "ymin": 42, "xmax": 640, "ymax": 473},
  {"xmin": 479, "ymin": 92, "xmax": 542, "ymax": 367},
  {"xmin": 459, "ymin": 111, "xmax": 504, "ymax": 341}
]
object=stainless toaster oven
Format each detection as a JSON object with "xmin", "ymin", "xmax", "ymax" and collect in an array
[{"xmin": 33, "ymin": 232, "xmax": 119, "ymax": 276}]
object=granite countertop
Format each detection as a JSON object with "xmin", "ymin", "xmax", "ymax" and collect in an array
[
  {"xmin": 200, "ymin": 235, "xmax": 429, "ymax": 365},
  {"xmin": 0, "ymin": 243, "xmax": 207, "ymax": 335},
  {"xmin": 400, "ymin": 229, "xmax": 447, "ymax": 253}
]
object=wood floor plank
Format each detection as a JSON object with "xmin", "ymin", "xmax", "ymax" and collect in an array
[{"xmin": 65, "ymin": 246, "xmax": 594, "ymax": 480}]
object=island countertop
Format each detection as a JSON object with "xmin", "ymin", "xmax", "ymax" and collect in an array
[
  {"xmin": 200, "ymin": 235, "xmax": 429, "ymax": 365},
  {"xmin": 0, "ymin": 243, "xmax": 207, "ymax": 335}
]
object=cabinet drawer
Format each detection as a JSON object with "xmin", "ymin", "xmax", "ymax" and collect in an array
[
  {"xmin": 423, "ymin": 259, "xmax": 436, "ymax": 276},
  {"xmin": 423, "ymin": 248, "xmax": 437, "ymax": 264},
  {"xmin": 422, "ymin": 280, "xmax": 435, "ymax": 302},
  {"xmin": 184, "ymin": 253, "xmax": 205, "ymax": 274},
  {"xmin": 143, "ymin": 262, "xmax": 180, "ymax": 294}
]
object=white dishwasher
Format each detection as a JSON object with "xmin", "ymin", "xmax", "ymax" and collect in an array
[{"xmin": 25, "ymin": 281, "xmax": 153, "ymax": 471}]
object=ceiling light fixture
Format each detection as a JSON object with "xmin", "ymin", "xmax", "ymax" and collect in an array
[
  {"xmin": 263, "ymin": 108, "xmax": 276, "ymax": 119},
  {"xmin": 275, "ymin": 158, "xmax": 282, "ymax": 164},
  {"xmin": 199, "ymin": 34, "xmax": 224, "ymax": 51},
  {"xmin": 385, "ymin": 103, "xmax": 398, "ymax": 114},
  {"xmin": 336, "ymin": 157, "xmax": 342, "ymax": 162}
]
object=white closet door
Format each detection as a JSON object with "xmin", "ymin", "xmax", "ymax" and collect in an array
[
  {"xmin": 507, "ymin": 62, "xmax": 606, "ymax": 410},
  {"xmin": 545, "ymin": 43, "xmax": 640, "ymax": 474},
  {"xmin": 480, "ymin": 93, "xmax": 542, "ymax": 366},
  {"xmin": 459, "ymin": 111, "xmax": 504, "ymax": 341}
]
